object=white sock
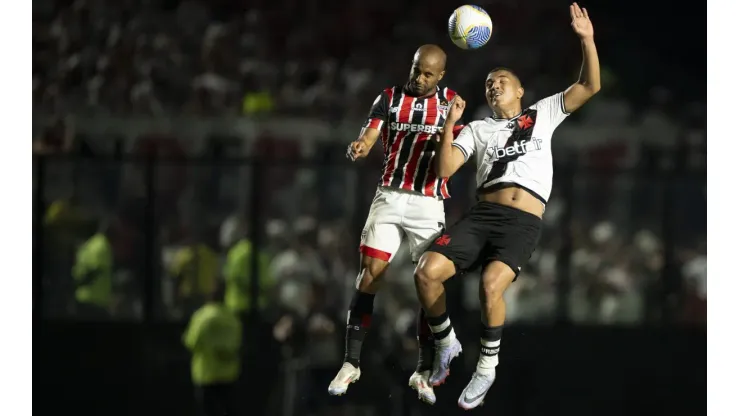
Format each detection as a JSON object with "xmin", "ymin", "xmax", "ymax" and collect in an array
[
  {"xmin": 476, "ymin": 339, "xmax": 500, "ymax": 375},
  {"xmin": 429, "ymin": 317, "xmax": 456, "ymax": 347}
]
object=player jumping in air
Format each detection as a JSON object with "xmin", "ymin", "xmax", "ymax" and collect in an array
[
  {"xmin": 413, "ymin": 3, "xmax": 600, "ymax": 409},
  {"xmin": 327, "ymin": 44, "xmax": 464, "ymax": 405}
]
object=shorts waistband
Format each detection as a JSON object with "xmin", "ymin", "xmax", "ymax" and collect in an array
[
  {"xmin": 378, "ymin": 186, "xmax": 443, "ymax": 200},
  {"xmin": 473, "ymin": 201, "xmax": 543, "ymax": 223}
]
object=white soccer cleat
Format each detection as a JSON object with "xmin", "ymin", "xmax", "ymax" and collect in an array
[
  {"xmin": 408, "ymin": 370, "xmax": 436, "ymax": 405},
  {"xmin": 328, "ymin": 362, "xmax": 361, "ymax": 396},
  {"xmin": 429, "ymin": 337, "xmax": 463, "ymax": 386},
  {"xmin": 457, "ymin": 370, "xmax": 496, "ymax": 410}
]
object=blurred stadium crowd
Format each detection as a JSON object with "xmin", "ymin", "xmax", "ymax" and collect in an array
[{"xmin": 34, "ymin": 0, "xmax": 706, "ymax": 414}]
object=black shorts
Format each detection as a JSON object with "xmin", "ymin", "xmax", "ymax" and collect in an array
[{"xmin": 427, "ymin": 201, "xmax": 542, "ymax": 277}]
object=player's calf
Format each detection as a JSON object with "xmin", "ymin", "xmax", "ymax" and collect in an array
[
  {"xmin": 477, "ymin": 262, "xmax": 515, "ymax": 372},
  {"xmin": 409, "ymin": 307, "xmax": 437, "ymax": 404},
  {"xmin": 329, "ymin": 257, "xmax": 388, "ymax": 396},
  {"xmin": 458, "ymin": 261, "xmax": 516, "ymax": 407},
  {"xmin": 413, "ymin": 252, "xmax": 456, "ymax": 318},
  {"xmin": 414, "ymin": 253, "xmax": 462, "ymax": 386}
]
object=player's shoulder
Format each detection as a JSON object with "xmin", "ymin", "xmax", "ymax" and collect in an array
[
  {"xmin": 379, "ymin": 86, "xmax": 397, "ymax": 99},
  {"xmin": 466, "ymin": 119, "xmax": 488, "ymax": 127},
  {"xmin": 528, "ymin": 91, "xmax": 565, "ymax": 109},
  {"xmin": 461, "ymin": 119, "xmax": 489, "ymax": 134},
  {"xmin": 439, "ymin": 86, "xmax": 458, "ymax": 101}
]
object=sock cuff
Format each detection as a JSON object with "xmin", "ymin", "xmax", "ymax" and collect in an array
[
  {"xmin": 426, "ymin": 311, "xmax": 450, "ymax": 327},
  {"xmin": 480, "ymin": 324, "xmax": 503, "ymax": 342},
  {"xmin": 481, "ymin": 339, "xmax": 501, "ymax": 348}
]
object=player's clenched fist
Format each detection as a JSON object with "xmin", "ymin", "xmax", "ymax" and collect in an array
[
  {"xmin": 346, "ymin": 140, "xmax": 369, "ymax": 161},
  {"xmin": 447, "ymin": 95, "xmax": 466, "ymax": 124}
]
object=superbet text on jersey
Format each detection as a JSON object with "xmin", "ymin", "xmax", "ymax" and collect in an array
[{"xmin": 362, "ymin": 86, "xmax": 464, "ymax": 199}]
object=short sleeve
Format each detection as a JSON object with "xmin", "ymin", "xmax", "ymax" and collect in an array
[
  {"xmin": 532, "ymin": 92, "xmax": 570, "ymax": 129},
  {"xmin": 451, "ymin": 124, "xmax": 475, "ymax": 162},
  {"xmin": 363, "ymin": 91, "xmax": 390, "ymax": 130}
]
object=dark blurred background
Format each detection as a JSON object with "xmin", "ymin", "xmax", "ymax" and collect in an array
[{"xmin": 33, "ymin": 0, "xmax": 706, "ymax": 415}]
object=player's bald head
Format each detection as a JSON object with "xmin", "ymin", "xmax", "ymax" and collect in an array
[
  {"xmin": 407, "ymin": 44, "xmax": 447, "ymax": 96},
  {"xmin": 414, "ymin": 44, "xmax": 447, "ymax": 72}
]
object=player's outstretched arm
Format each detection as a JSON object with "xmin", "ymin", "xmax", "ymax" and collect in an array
[
  {"xmin": 347, "ymin": 127, "xmax": 381, "ymax": 161},
  {"xmin": 436, "ymin": 96, "xmax": 468, "ymax": 178},
  {"xmin": 348, "ymin": 90, "xmax": 391, "ymax": 161},
  {"xmin": 563, "ymin": 2, "xmax": 601, "ymax": 114}
]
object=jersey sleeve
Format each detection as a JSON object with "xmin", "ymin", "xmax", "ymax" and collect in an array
[
  {"xmin": 533, "ymin": 91, "xmax": 570, "ymax": 129},
  {"xmin": 451, "ymin": 124, "xmax": 476, "ymax": 162},
  {"xmin": 362, "ymin": 91, "xmax": 390, "ymax": 130}
]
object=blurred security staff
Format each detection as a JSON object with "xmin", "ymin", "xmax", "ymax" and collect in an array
[
  {"xmin": 170, "ymin": 231, "xmax": 220, "ymax": 317},
  {"xmin": 72, "ymin": 219, "xmax": 116, "ymax": 319},
  {"xmin": 183, "ymin": 281, "xmax": 242, "ymax": 416},
  {"xmin": 223, "ymin": 224, "xmax": 273, "ymax": 317}
]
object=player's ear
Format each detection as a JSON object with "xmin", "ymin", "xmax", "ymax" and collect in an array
[
  {"xmin": 516, "ymin": 86, "xmax": 524, "ymax": 99},
  {"xmin": 438, "ymin": 70, "xmax": 445, "ymax": 82}
]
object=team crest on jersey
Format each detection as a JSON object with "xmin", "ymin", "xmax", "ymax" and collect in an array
[{"xmin": 438, "ymin": 100, "xmax": 449, "ymax": 117}]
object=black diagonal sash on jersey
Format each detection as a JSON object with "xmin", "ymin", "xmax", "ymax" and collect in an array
[
  {"xmin": 485, "ymin": 108, "xmax": 539, "ymax": 183},
  {"xmin": 390, "ymin": 97, "xmax": 426, "ymax": 187}
]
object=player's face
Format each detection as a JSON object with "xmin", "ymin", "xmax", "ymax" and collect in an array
[
  {"xmin": 485, "ymin": 71, "xmax": 523, "ymax": 109},
  {"xmin": 408, "ymin": 59, "xmax": 444, "ymax": 96}
]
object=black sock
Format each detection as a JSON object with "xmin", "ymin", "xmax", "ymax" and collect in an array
[
  {"xmin": 427, "ymin": 310, "xmax": 454, "ymax": 343},
  {"xmin": 478, "ymin": 323, "xmax": 503, "ymax": 373},
  {"xmin": 416, "ymin": 308, "xmax": 435, "ymax": 372},
  {"xmin": 344, "ymin": 291, "xmax": 376, "ymax": 367}
]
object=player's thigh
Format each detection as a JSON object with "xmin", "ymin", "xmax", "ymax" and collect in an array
[
  {"xmin": 423, "ymin": 213, "xmax": 489, "ymax": 275},
  {"xmin": 484, "ymin": 209, "xmax": 542, "ymax": 279},
  {"xmin": 404, "ymin": 200, "xmax": 446, "ymax": 264},
  {"xmin": 359, "ymin": 221, "xmax": 404, "ymax": 271}
]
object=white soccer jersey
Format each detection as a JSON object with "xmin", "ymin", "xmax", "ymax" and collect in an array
[{"xmin": 452, "ymin": 91, "xmax": 570, "ymax": 204}]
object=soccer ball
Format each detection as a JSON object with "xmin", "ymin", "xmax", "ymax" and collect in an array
[{"xmin": 447, "ymin": 5, "xmax": 493, "ymax": 50}]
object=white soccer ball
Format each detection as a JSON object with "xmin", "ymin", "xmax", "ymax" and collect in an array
[{"xmin": 448, "ymin": 5, "xmax": 493, "ymax": 50}]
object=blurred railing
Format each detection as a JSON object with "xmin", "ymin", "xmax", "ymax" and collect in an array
[{"xmin": 32, "ymin": 147, "xmax": 706, "ymax": 327}]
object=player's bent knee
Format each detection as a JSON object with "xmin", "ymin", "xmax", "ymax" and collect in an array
[
  {"xmin": 414, "ymin": 252, "xmax": 455, "ymax": 286},
  {"xmin": 481, "ymin": 262, "xmax": 517, "ymax": 301}
]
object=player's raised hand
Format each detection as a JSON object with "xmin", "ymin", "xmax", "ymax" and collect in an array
[
  {"xmin": 447, "ymin": 95, "xmax": 466, "ymax": 124},
  {"xmin": 570, "ymin": 2, "xmax": 593, "ymax": 39},
  {"xmin": 346, "ymin": 140, "xmax": 369, "ymax": 161}
]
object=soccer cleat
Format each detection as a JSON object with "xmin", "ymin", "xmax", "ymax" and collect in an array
[
  {"xmin": 457, "ymin": 370, "xmax": 496, "ymax": 410},
  {"xmin": 408, "ymin": 370, "xmax": 436, "ymax": 405},
  {"xmin": 328, "ymin": 362, "xmax": 361, "ymax": 396},
  {"xmin": 429, "ymin": 337, "xmax": 463, "ymax": 386}
]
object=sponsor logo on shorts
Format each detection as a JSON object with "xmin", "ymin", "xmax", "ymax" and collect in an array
[{"xmin": 434, "ymin": 234, "xmax": 451, "ymax": 246}]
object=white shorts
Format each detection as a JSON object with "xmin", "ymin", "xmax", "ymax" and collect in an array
[{"xmin": 359, "ymin": 186, "xmax": 446, "ymax": 263}]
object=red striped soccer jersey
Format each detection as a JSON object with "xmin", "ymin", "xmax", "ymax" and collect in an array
[{"xmin": 361, "ymin": 85, "xmax": 464, "ymax": 199}]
